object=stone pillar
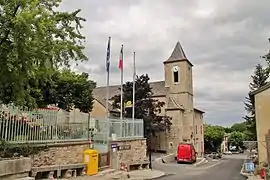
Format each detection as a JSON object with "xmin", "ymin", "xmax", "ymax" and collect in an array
[{"xmin": 110, "ymin": 143, "xmax": 119, "ymax": 169}]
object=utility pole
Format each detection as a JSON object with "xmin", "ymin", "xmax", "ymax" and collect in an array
[{"xmin": 147, "ymin": 108, "xmax": 152, "ymax": 170}]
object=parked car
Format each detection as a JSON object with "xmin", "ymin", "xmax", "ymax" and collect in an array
[
  {"xmin": 223, "ymin": 151, "xmax": 232, "ymax": 155},
  {"xmin": 207, "ymin": 152, "xmax": 222, "ymax": 159},
  {"xmin": 176, "ymin": 143, "xmax": 197, "ymax": 164}
]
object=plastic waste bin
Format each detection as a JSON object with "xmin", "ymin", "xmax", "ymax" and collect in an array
[{"xmin": 83, "ymin": 149, "xmax": 99, "ymax": 175}]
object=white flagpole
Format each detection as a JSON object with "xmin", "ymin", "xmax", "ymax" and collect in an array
[
  {"xmin": 106, "ymin": 37, "xmax": 111, "ymax": 145},
  {"xmin": 106, "ymin": 37, "xmax": 111, "ymax": 118},
  {"xmin": 120, "ymin": 45, "xmax": 124, "ymax": 120},
  {"xmin": 132, "ymin": 52, "xmax": 136, "ymax": 120}
]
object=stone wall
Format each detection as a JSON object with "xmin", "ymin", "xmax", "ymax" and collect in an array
[
  {"xmin": 110, "ymin": 138, "xmax": 148, "ymax": 165},
  {"xmin": 31, "ymin": 141, "xmax": 90, "ymax": 167},
  {"xmin": 0, "ymin": 157, "xmax": 31, "ymax": 179}
]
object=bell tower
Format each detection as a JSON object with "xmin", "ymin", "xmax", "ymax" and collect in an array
[
  {"xmin": 164, "ymin": 41, "xmax": 195, "ymax": 146},
  {"xmin": 164, "ymin": 41, "xmax": 194, "ymax": 110}
]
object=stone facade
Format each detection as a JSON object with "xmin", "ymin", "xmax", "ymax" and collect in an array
[
  {"xmin": 31, "ymin": 141, "xmax": 90, "ymax": 167},
  {"xmin": 110, "ymin": 138, "xmax": 148, "ymax": 169},
  {"xmin": 92, "ymin": 41, "xmax": 205, "ymax": 156}
]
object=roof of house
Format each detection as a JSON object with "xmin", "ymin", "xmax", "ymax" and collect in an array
[
  {"xmin": 93, "ymin": 80, "xmax": 205, "ymax": 114},
  {"xmin": 92, "ymin": 81, "xmax": 166, "ymax": 111},
  {"xmin": 249, "ymin": 82, "xmax": 270, "ymax": 96},
  {"xmin": 164, "ymin": 41, "xmax": 193, "ymax": 66}
]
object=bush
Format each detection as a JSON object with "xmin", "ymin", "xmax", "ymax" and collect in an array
[{"xmin": 0, "ymin": 140, "xmax": 47, "ymax": 159}]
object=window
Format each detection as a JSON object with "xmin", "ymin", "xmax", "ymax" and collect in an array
[
  {"xmin": 172, "ymin": 65, "xmax": 179, "ymax": 83},
  {"xmin": 196, "ymin": 125, "xmax": 198, "ymax": 134},
  {"xmin": 200, "ymin": 125, "xmax": 203, "ymax": 134},
  {"xmin": 173, "ymin": 71, "xmax": 179, "ymax": 83}
]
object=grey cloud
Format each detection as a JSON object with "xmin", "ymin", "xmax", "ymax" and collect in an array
[{"xmin": 60, "ymin": 0, "xmax": 270, "ymax": 126}]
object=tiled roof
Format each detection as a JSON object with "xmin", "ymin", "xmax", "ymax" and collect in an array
[
  {"xmin": 92, "ymin": 81, "xmax": 166, "ymax": 110},
  {"xmin": 249, "ymin": 82, "xmax": 270, "ymax": 96},
  {"xmin": 165, "ymin": 41, "xmax": 187, "ymax": 62},
  {"xmin": 164, "ymin": 41, "xmax": 193, "ymax": 66}
]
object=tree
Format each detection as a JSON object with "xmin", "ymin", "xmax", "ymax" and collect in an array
[
  {"xmin": 204, "ymin": 124, "xmax": 225, "ymax": 152},
  {"xmin": 55, "ymin": 69, "xmax": 96, "ymax": 113},
  {"xmin": 230, "ymin": 122, "xmax": 247, "ymax": 133},
  {"xmin": 0, "ymin": 0, "xmax": 87, "ymax": 108},
  {"xmin": 228, "ymin": 131, "xmax": 245, "ymax": 149},
  {"xmin": 262, "ymin": 38, "xmax": 270, "ymax": 66},
  {"xmin": 243, "ymin": 63, "xmax": 269, "ymax": 140},
  {"xmin": 112, "ymin": 74, "xmax": 172, "ymax": 139},
  {"xmin": 36, "ymin": 69, "xmax": 96, "ymax": 113}
]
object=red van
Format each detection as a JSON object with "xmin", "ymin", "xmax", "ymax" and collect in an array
[{"xmin": 177, "ymin": 143, "xmax": 197, "ymax": 163}]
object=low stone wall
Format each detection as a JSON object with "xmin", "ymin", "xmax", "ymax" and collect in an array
[
  {"xmin": 31, "ymin": 141, "xmax": 90, "ymax": 167},
  {"xmin": 110, "ymin": 138, "xmax": 148, "ymax": 169},
  {"xmin": 0, "ymin": 157, "xmax": 31, "ymax": 179}
]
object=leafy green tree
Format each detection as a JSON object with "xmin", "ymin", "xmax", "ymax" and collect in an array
[
  {"xmin": 112, "ymin": 74, "xmax": 172, "ymax": 139},
  {"xmin": 228, "ymin": 131, "xmax": 245, "ymax": 149},
  {"xmin": 244, "ymin": 63, "xmax": 269, "ymax": 140},
  {"xmin": 230, "ymin": 122, "xmax": 247, "ymax": 133},
  {"xmin": 37, "ymin": 69, "xmax": 96, "ymax": 113},
  {"xmin": 204, "ymin": 124, "xmax": 225, "ymax": 152},
  {"xmin": 55, "ymin": 69, "xmax": 96, "ymax": 113},
  {"xmin": 0, "ymin": 0, "xmax": 87, "ymax": 108}
]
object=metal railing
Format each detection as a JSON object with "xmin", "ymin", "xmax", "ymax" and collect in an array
[
  {"xmin": 109, "ymin": 118, "xmax": 144, "ymax": 138},
  {"xmin": 0, "ymin": 105, "xmax": 144, "ymax": 144},
  {"xmin": 92, "ymin": 118, "xmax": 144, "ymax": 143},
  {"xmin": 0, "ymin": 105, "xmax": 89, "ymax": 143}
]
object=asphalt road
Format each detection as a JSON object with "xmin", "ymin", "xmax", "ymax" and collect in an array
[{"xmin": 155, "ymin": 155, "xmax": 246, "ymax": 180}]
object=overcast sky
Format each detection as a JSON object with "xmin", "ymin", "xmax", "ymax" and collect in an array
[{"xmin": 60, "ymin": 0, "xmax": 270, "ymax": 127}]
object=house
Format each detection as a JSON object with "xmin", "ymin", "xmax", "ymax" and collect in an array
[
  {"xmin": 91, "ymin": 41, "xmax": 205, "ymax": 156},
  {"xmin": 250, "ymin": 82, "xmax": 270, "ymax": 164},
  {"xmin": 220, "ymin": 133, "xmax": 229, "ymax": 153}
]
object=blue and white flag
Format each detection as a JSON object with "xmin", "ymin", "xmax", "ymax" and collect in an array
[{"xmin": 106, "ymin": 37, "xmax": 111, "ymax": 72}]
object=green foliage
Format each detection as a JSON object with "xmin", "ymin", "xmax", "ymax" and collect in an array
[
  {"xmin": 0, "ymin": 0, "xmax": 87, "ymax": 108},
  {"xmin": 0, "ymin": 140, "xmax": 47, "ymax": 159},
  {"xmin": 262, "ymin": 38, "xmax": 270, "ymax": 66},
  {"xmin": 38, "ymin": 69, "xmax": 96, "ymax": 113},
  {"xmin": 230, "ymin": 122, "xmax": 247, "ymax": 133},
  {"xmin": 204, "ymin": 124, "xmax": 225, "ymax": 152},
  {"xmin": 52, "ymin": 69, "xmax": 96, "ymax": 113},
  {"xmin": 249, "ymin": 64, "xmax": 269, "ymax": 91},
  {"xmin": 112, "ymin": 74, "xmax": 172, "ymax": 138},
  {"xmin": 228, "ymin": 131, "xmax": 245, "ymax": 148}
]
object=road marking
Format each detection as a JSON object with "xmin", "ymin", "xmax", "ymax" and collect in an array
[{"xmin": 200, "ymin": 160, "xmax": 223, "ymax": 170}]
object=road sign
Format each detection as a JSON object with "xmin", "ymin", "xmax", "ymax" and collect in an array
[{"xmin": 245, "ymin": 162, "xmax": 255, "ymax": 173}]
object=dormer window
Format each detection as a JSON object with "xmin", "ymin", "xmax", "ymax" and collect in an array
[{"xmin": 173, "ymin": 65, "xmax": 179, "ymax": 83}]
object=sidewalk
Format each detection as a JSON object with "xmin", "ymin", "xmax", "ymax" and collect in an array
[
  {"xmin": 71, "ymin": 169, "xmax": 165, "ymax": 180},
  {"xmin": 240, "ymin": 159, "xmax": 262, "ymax": 180},
  {"xmin": 245, "ymin": 174, "xmax": 262, "ymax": 180}
]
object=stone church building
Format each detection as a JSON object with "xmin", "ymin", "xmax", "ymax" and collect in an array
[{"xmin": 91, "ymin": 42, "xmax": 205, "ymax": 156}]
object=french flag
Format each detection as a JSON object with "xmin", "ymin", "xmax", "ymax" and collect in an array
[{"xmin": 118, "ymin": 45, "xmax": 123, "ymax": 70}]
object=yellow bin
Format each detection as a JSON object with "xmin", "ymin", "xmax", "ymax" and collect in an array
[{"xmin": 83, "ymin": 149, "xmax": 99, "ymax": 175}]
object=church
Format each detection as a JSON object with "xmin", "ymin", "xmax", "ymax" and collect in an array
[{"xmin": 91, "ymin": 41, "xmax": 205, "ymax": 156}]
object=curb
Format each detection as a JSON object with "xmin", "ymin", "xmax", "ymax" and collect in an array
[
  {"xmin": 154, "ymin": 153, "xmax": 175, "ymax": 164},
  {"xmin": 194, "ymin": 158, "xmax": 208, "ymax": 167},
  {"xmin": 144, "ymin": 172, "xmax": 167, "ymax": 180},
  {"xmin": 239, "ymin": 159, "xmax": 256, "ymax": 178}
]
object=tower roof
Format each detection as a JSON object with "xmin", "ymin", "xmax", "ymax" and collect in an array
[{"xmin": 164, "ymin": 41, "xmax": 193, "ymax": 66}]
